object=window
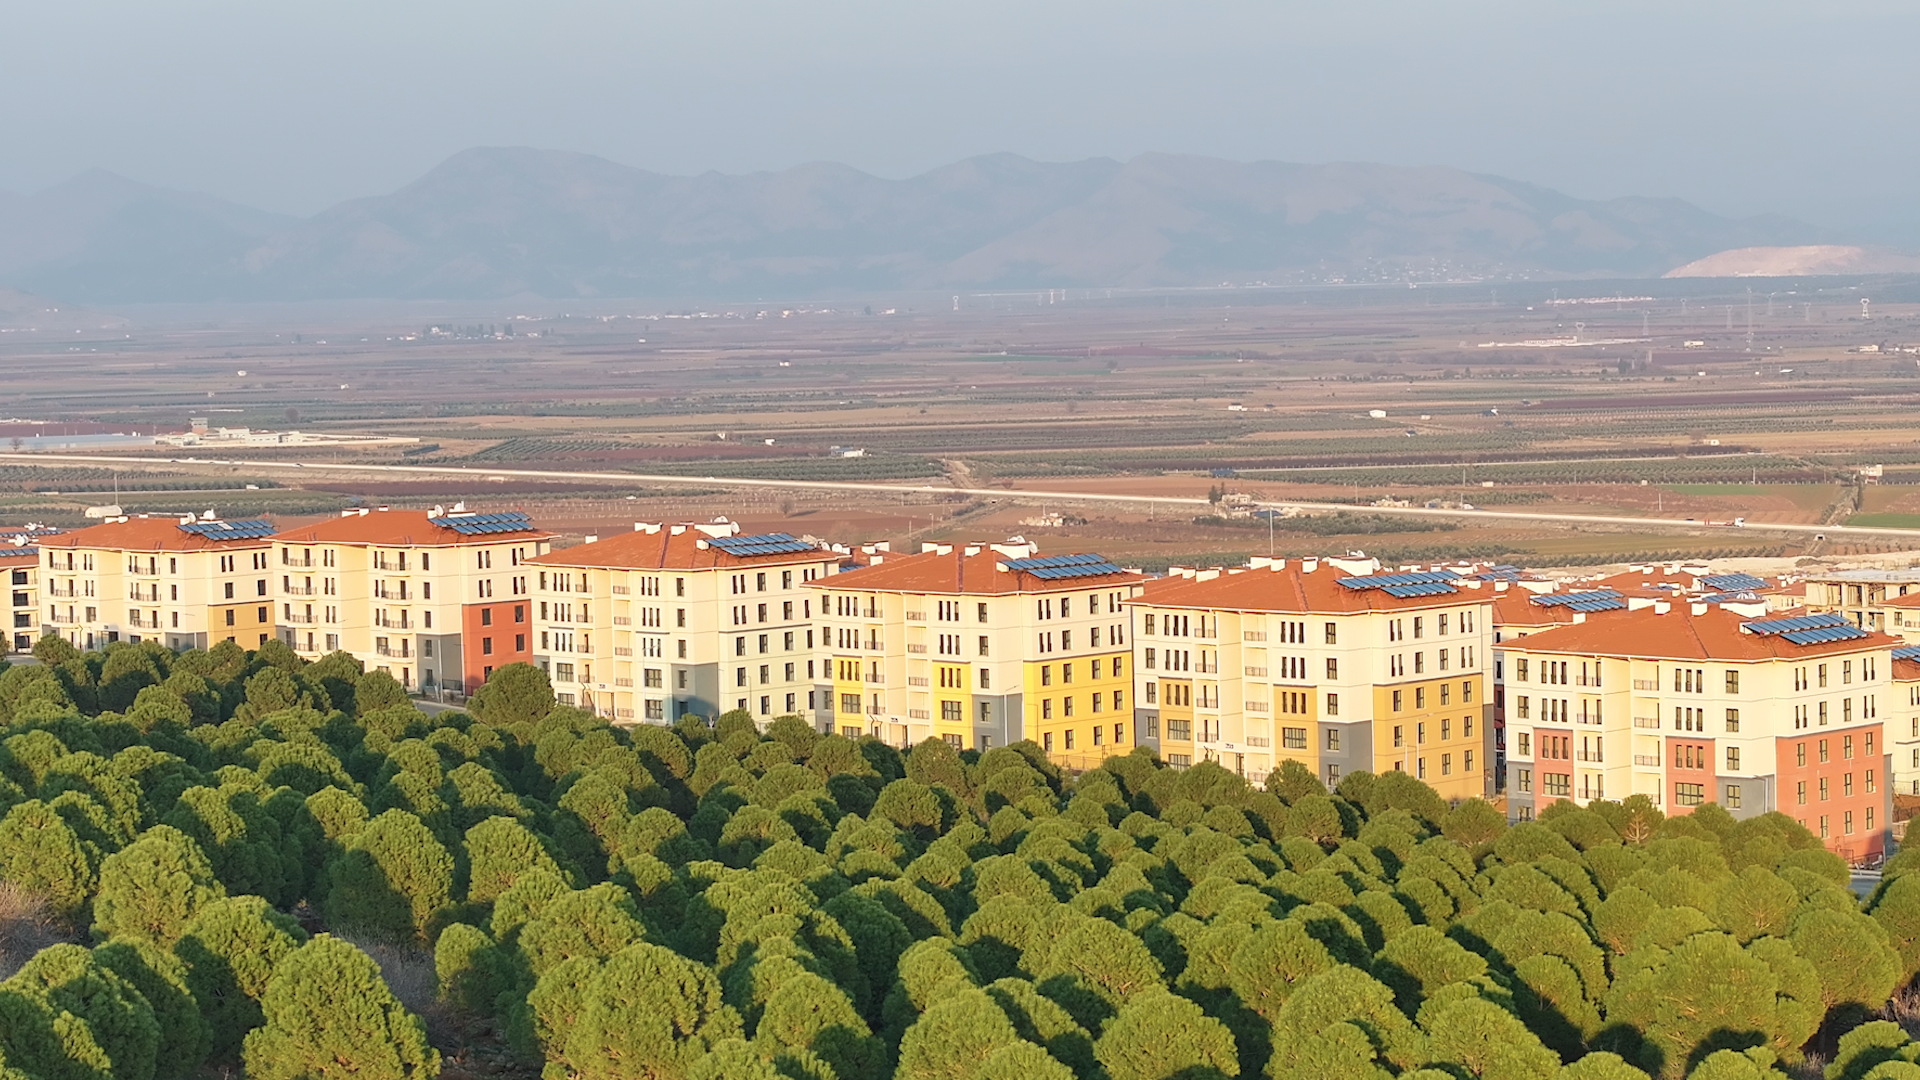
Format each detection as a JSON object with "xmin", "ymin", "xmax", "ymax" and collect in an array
[
  {"xmin": 1324, "ymin": 622, "xmax": 1337, "ymax": 644},
  {"xmin": 1725, "ymin": 670, "xmax": 1740, "ymax": 693},
  {"xmin": 1517, "ymin": 732, "xmax": 1531, "ymax": 756},
  {"xmin": 1325, "ymin": 728, "xmax": 1341, "ymax": 751},
  {"xmin": 482, "ymin": 637, "xmax": 493, "ymax": 655},
  {"xmin": 941, "ymin": 700, "xmax": 962, "ymax": 722},
  {"xmin": 1464, "ymin": 750, "xmax": 1473, "ymax": 772},
  {"xmin": 1726, "ymin": 746, "xmax": 1740, "ymax": 770},
  {"xmin": 1542, "ymin": 772, "xmax": 1568, "ymax": 796},
  {"xmin": 1675, "ymin": 783, "xmax": 1704, "ymax": 806},
  {"xmin": 1517, "ymin": 768, "xmax": 1532, "ymax": 793},
  {"xmin": 1326, "ymin": 692, "xmax": 1339, "ymax": 716},
  {"xmin": 1064, "ymin": 729, "xmax": 1075, "ymax": 750},
  {"xmin": 1392, "ymin": 690, "xmax": 1403, "ymax": 711},
  {"xmin": 1282, "ymin": 727, "xmax": 1307, "ymax": 749},
  {"xmin": 1725, "ymin": 708, "xmax": 1740, "ymax": 733},
  {"xmin": 1441, "ymin": 753, "xmax": 1452, "ymax": 775}
]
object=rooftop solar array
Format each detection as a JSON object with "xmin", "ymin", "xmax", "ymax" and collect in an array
[
  {"xmin": 1337, "ymin": 570, "xmax": 1460, "ymax": 598},
  {"xmin": 1743, "ymin": 612, "xmax": 1850, "ymax": 636},
  {"xmin": 4, "ymin": 547, "xmax": 38, "ymax": 558},
  {"xmin": 1532, "ymin": 589, "xmax": 1626, "ymax": 612},
  {"xmin": 1699, "ymin": 591, "xmax": 1763, "ymax": 605},
  {"xmin": 1743, "ymin": 610, "xmax": 1872, "ymax": 645},
  {"xmin": 177, "ymin": 519, "xmax": 276, "ymax": 540},
  {"xmin": 430, "ymin": 511, "xmax": 535, "ymax": 536},
  {"xmin": 1702, "ymin": 572, "xmax": 1769, "ymax": 592},
  {"xmin": 1002, "ymin": 552, "xmax": 1128, "ymax": 579},
  {"xmin": 708, "ymin": 532, "xmax": 818, "ymax": 557},
  {"xmin": 1780, "ymin": 624, "xmax": 1873, "ymax": 646},
  {"xmin": 1474, "ymin": 566, "xmax": 1525, "ymax": 582},
  {"xmin": 1894, "ymin": 646, "xmax": 1920, "ymax": 662}
]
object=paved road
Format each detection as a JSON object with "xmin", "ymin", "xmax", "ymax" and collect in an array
[{"xmin": 5, "ymin": 450, "xmax": 1918, "ymax": 542}]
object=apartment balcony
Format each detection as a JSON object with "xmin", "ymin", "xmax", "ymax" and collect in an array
[
  {"xmin": 47, "ymin": 613, "xmax": 79, "ymax": 625},
  {"xmin": 613, "ymin": 646, "xmax": 633, "ymax": 657},
  {"xmin": 46, "ymin": 586, "xmax": 77, "ymax": 598},
  {"xmin": 1577, "ymin": 676, "xmax": 1602, "ymax": 688},
  {"xmin": 1632, "ymin": 716, "xmax": 1662, "ymax": 729},
  {"xmin": 1577, "ymin": 750, "xmax": 1604, "ymax": 763},
  {"xmin": 1632, "ymin": 679, "xmax": 1661, "ymax": 691},
  {"xmin": 374, "ymin": 617, "xmax": 413, "ymax": 630},
  {"xmin": 908, "ymin": 676, "xmax": 929, "ymax": 687},
  {"xmin": 1244, "ymin": 666, "xmax": 1268, "ymax": 677},
  {"xmin": 1633, "ymin": 754, "xmax": 1662, "ymax": 766},
  {"xmin": 375, "ymin": 645, "xmax": 414, "ymax": 659},
  {"xmin": 283, "ymin": 586, "xmax": 315, "ymax": 597},
  {"xmin": 1243, "ymin": 631, "xmax": 1267, "ymax": 642},
  {"xmin": 611, "ymin": 585, "xmax": 630, "ymax": 596},
  {"xmin": 281, "ymin": 556, "xmax": 315, "ymax": 568},
  {"xmin": 1245, "ymin": 736, "xmax": 1272, "ymax": 747},
  {"xmin": 907, "ymin": 644, "xmax": 928, "ymax": 654},
  {"xmin": 906, "ymin": 611, "xmax": 925, "ymax": 621},
  {"xmin": 282, "ymin": 612, "xmax": 317, "ymax": 625}
]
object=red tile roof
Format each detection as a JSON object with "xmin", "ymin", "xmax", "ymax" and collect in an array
[
  {"xmin": 1895, "ymin": 656, "xmax": 1920, "ymax": 682},
  {"xmin": 530, "ymin": 528, "xmax": 830, "ymax": 571},
  {"xmin": 275, "ymin": 510, "xmax": 549, "ymax": 548},
  {"xmin": 39, "ymin": 516, "xmax": 273, "ymax": 553},
  {"xmin": 1132, "ymin": 564, "xmax": 1484, "ymax": 614},
  {"xmin": 821, "ymin": 548, "xmax": 1145, "ymax": 595},
  {"xmin": 1509, "ymin": 604, "xmax": 1898, "ymax": 662}
]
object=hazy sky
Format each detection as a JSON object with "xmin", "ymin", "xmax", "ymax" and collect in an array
[{"xmin": 7, "ymin": 1, "xmax": 1915, "ymax": 236}]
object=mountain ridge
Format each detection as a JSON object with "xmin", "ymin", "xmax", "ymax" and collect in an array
[{"xmin": 0, "ymin": 148, "xmax": 1832, "ymax": 302}]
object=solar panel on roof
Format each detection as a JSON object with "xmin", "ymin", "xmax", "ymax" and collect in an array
[
  {"xmin": 1780, "ymin": 624, "xmax": 1871, "ymax": 646},
  {"xmin": 709, "ymin": 532, "xmax": 817, "ymax": 556},
  {"xmin": 431, "ymin": 511, "xmax": 535, "ymax": 535},
  {"xmin": 1532, "ymin": 589, "xmax": 1623, "ymax": 609},
  {"xmin": 1894, "ymin": 646, "xmax": 1920, "ymax": 662},
  {"xmin": 1744, "ymin": 612, "xmax": 1850, "ymax": 636},
  {"xmin": 1337, "ymin": 570, "xmax": 1459, "ymax": 593},
  {"xmin": 1702, "ymin": 572, "xmax": 1769, "ymax": 592},
  {"xmin": 1003, "ymin": 552, "xmax": 1127, "ymax": 579},
  {"xmin": 1383, "ymin": 581, "xmax": 1457, "ymax": 597},
  {"xmin": 177, "ymin": 519, "xmax": 276, "ymax": 540}
]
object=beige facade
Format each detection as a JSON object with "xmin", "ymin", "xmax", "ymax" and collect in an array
[
  {"xmin": 36, "ymin": 515, "xmax": 277, "ymax": 652},
  {"xmin": 269, "ymin": 508, "xmax": 552, "ymax": 693},
  {"xmin": 528, "ymin": 522, "xmax": 839, "ymax": 724}
]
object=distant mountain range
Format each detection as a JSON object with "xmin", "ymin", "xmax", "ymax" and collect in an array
[{"xmin": 0, "ymin": 149, "xmax": 1834, "ymax": 303}]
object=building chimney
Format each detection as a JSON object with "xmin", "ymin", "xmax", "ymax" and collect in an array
[
  {"xmin": 1302, "ymin": 558, "xmax": 1319, "ymax": 573},
  {"xmin": 1653, "ymin": 600, "xmax": 1671, "ymax": 614},
  {"xmin": 1690, "ymin": 602, "xmax": 1708, "ymax": 616},
  {"xmin": 584, "ymin": 535, "xmax": 598, "ymax": 544}
]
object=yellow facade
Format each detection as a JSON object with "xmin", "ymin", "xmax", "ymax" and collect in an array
[
  {"xmin": 1131, "ymin": 557, "xmax": 1496, "ymax": 799},
  {"xmin": 809, "ymin": 541, "xmax": 1146, "ymax": 764}
]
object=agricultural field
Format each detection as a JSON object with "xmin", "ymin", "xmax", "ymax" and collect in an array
[{"xmin": 4, "ymin": 277, "xmax": 1920, "ymax": 567}]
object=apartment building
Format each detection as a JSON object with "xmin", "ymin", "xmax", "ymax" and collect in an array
[
  {"xmin": 526, "ymin": 522, "xmax": 839, "ymax": 724},
  {"xmin": 35, "ymin": 514, "xmax": 277, "ymax": 651},
  {"xmin": 4, "ymin": 543, "xmax": 41, "ymax": 653},
  {"xmin": 269, "ymin": 507, "xmax": 552, "ymax": 693},
  {"xmin": 1804, "ymin": 568, "xmax": 1920, "ymax": 635},
  {"xmin": 1129, "ymin": 556, "xmax": 1495, "ymax": 798},
  {"xmin": 1503, "ymin": 603, "xmax": 1894, "ymax": 861},
  {"xmin": 1894, "ymin": 647, "xmax": 1920, "ymax": 797},
  {"xmin": 807, "ymin": 541, "xmax": 1145, "ymax": 761}
]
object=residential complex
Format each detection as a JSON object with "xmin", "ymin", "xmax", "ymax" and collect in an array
[
  {"xmin": 527, "ymin": 522, "xmax": 840, "ymax": 724},
  {"xmin": 36, "ymin": 515, "xmax": 278, "ymax": 651},
  {"xmin": 267, "ymin": 507, "xmax": 553, "ymax": 693},
  {"xmin": 1128, "ymin": 556, "xmax": 1495, "ymax": 799},
  {"xmin": 806, "ymin": 541, "xmax": 1144, "ymax": 764},
  {"xmin": 10, "ymin": 504, "xmax": 1906, "ymax": 862},
  {"xmin": 1502, "ymin": 601, "xmax": 1895, "ymax": 861}
]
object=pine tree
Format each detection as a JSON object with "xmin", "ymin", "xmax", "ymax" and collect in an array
[
  {"xmin": 92, "ymin": 825, "xmax": 224, "ymax": 945},
  {"xmin": 242, "ymin": 935, "xmax": 439, "ymax": 1080},
  {"xmin": 175, "ymin": 895, "xmax": 309, "ymax": 1059},
  {"xmin": 94, "ymin": 938, "xmax": 211, "ymax": 1079},
  {"xmin": 563, "ymin": 942, "xmax": 743, "ymax": 1080},
  {"xmin": 0, "ymin": 943, "xmax": 159, "ymax": 1080},
  {"xmin": 324, "ymin": 809, "xmax": 454, "ymax": 940}
]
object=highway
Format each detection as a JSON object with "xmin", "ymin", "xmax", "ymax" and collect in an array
[{"xmin": 4, "ymin": 451, "xmax": 1917, "ymax": 543}]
